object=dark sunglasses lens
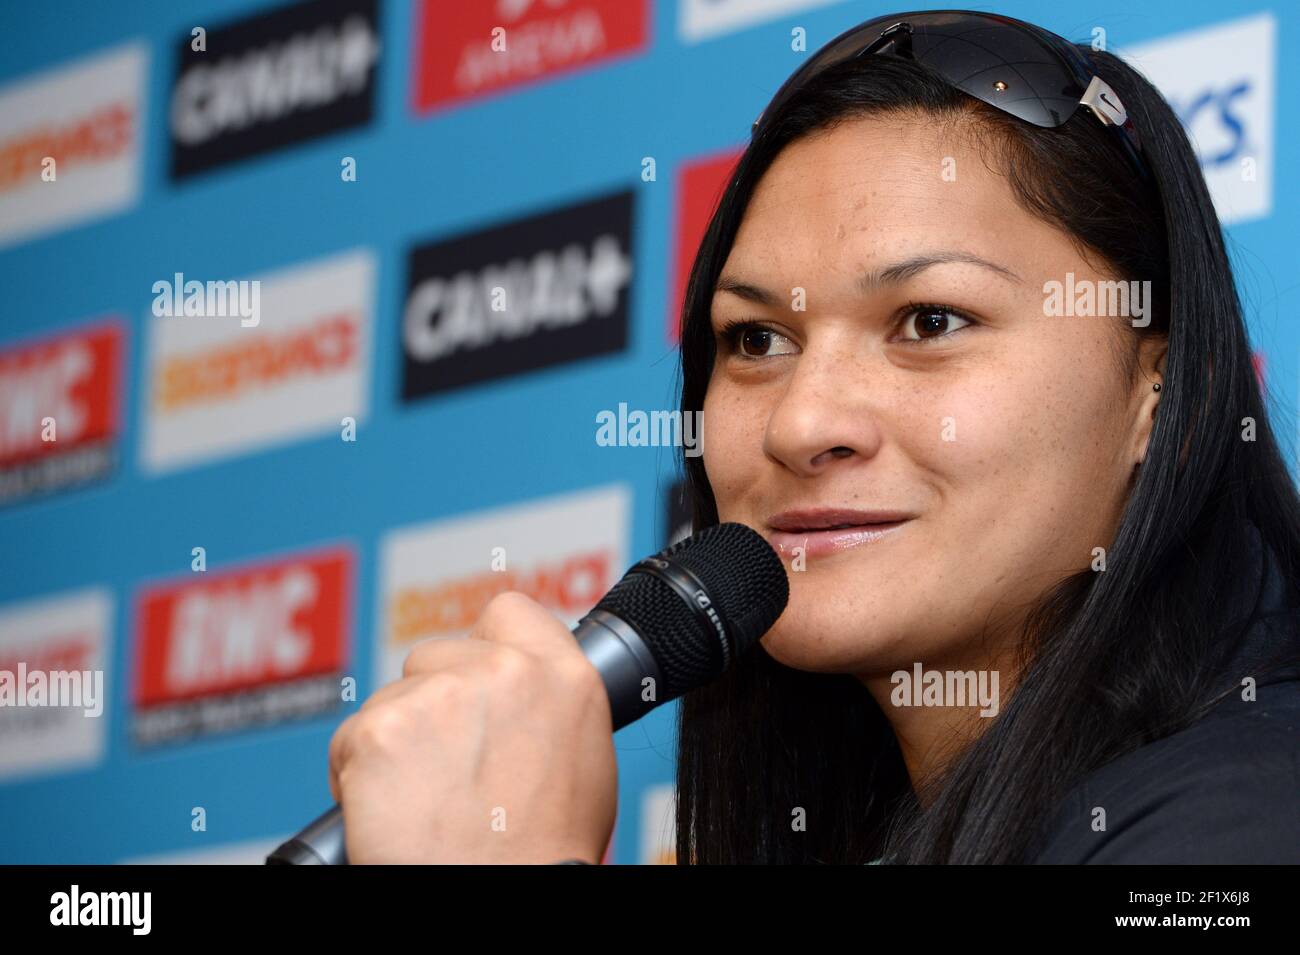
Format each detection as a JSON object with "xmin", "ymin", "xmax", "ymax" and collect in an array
[
  {"xmin": 759, "ymin": 14, "xmax": 1085, "ymax": 132},
  {"xmin": 903, "ymin": 17, "xmax": 1084, "ymax": 127}
]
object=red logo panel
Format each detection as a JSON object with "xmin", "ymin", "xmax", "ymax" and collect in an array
[
  {"xmin": 0, "ymin": 319, "xmax": 121, "ymax": 468},
  {"xmin": 132, "ymin": 546, "xmax": 352, "ymax": 745},
  {"xmin": 0, "ymin": 318, "xmax": 123, "ymax": 504},
  {"xmin": 413, "ymin": 0, "xmax": 650, "ymax": 114}
]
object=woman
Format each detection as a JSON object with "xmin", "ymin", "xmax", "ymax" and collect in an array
[{"xmin": 327, "ymin": 11, "xmax": 1300, "ymax": 864}]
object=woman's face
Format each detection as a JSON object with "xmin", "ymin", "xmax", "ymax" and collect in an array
[{"xmin": 703, "ymin": 112, "xmax": 1164, "ymax": 678}]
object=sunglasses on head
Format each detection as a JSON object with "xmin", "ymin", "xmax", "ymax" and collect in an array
[{"xmin": 752, "ymin": 9, "xmax": 1153, "ymax": 184}]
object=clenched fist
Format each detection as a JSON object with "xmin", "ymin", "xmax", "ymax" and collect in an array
[{"xmin": 328, "ymin": 591, "xmax": 618, "ymax": 863}]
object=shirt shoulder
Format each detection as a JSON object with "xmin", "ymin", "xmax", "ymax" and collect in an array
[{"xmin": 1029, "ymin": 672, "xmax": 1300, "ymax": 864}]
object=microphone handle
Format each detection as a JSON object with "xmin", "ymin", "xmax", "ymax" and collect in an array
[
  {"xmin": 266, "ymin": 608, "xmax": 663, "ymax": 865},
  {"xmin": 266, "ymin": 805, "xmax": 347, "ymax": 864}
]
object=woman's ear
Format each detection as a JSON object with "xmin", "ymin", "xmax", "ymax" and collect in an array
[{"xmin": 1132, "ymin": 335, "xmax": 1168, "ymax": 467}]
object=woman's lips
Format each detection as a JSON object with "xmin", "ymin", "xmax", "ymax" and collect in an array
[
  {"xmin": 764, "ymin": 508, "xmax": 916, "ymax": 559},
  {"xmin": 766, "ymin": 519, "xmax": 910, "ymax": 558}
]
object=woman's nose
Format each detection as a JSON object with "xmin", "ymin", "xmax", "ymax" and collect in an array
[{"xmin": 761, "ymin": 353, "xmax": 885, "ymax": 478}]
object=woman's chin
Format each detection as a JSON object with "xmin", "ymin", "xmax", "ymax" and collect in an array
[{"xmin": 757, "ymin": 614, "xmax": 903, "ymax": 676}]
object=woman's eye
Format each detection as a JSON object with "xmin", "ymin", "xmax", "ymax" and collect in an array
[
  {"xmin": 898, "ymin": 305, "xmax": 973, "ymax": 343},
  {"xmin": 721, "ymin": 322, "xmax": 798, "ymax": 358}
]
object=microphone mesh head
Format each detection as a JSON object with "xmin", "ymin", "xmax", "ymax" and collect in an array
[{"xmin": 592, "ymin": 522, "xmax": 789, "ymax": 698}]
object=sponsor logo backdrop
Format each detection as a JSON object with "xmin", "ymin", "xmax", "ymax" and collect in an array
[{"xmin": 0, "ymin": 0, "xmax": 1293, "ymax": 863}]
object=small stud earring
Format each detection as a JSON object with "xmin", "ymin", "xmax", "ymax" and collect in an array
[{"xmin": 1153, "ymin": 382, "xmax": 1161, "ymax": 392}]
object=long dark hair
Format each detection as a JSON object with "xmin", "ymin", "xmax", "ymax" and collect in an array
[{"xmin": 674, "ymin": 44, "xmax": 1300, "ymax": 864}]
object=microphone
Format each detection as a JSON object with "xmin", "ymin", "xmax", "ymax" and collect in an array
[{"xmin": 266, "ymin": 521, "xmax": 790, "ymax": 864}]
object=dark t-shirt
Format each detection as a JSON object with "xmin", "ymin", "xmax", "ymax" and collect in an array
[{"xmin": 1027, "ymin": 527, "xmax": 1300, "ymax": 864}]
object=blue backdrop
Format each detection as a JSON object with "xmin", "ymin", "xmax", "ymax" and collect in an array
[{"xmin": 0, "ymin": 0, "xmax": 1294, "ymax": 863}]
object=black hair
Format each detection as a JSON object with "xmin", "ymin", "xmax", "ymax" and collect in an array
[{"xmin": 674, "ymin": 43, "xmax": 1300, "ymax": 864}]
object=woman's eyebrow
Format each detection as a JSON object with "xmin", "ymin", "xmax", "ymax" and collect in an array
[
  {"xmin": 860, "ymin": 251, "xmax": 1024, "ymax": 290},
  {"xmin": 714, "ymin": 250, "xmax": 1023, "ymax": 306}
]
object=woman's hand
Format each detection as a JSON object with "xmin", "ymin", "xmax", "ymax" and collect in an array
[{"xmin": 328, "ymin": 591, "xmax": 618, "ymax": 863}]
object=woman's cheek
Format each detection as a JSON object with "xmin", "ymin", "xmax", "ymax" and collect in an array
[
  {"xmin": 936, "ymin": 397, "xmax": 1093, "ymax": 598},
  {"xmin": 701, "ymin": 387, "xmax": 760, "ymax": 513},
  {"xmin": 912, "ymin": 392, "xmax": 1050, "ymax": 568}
]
